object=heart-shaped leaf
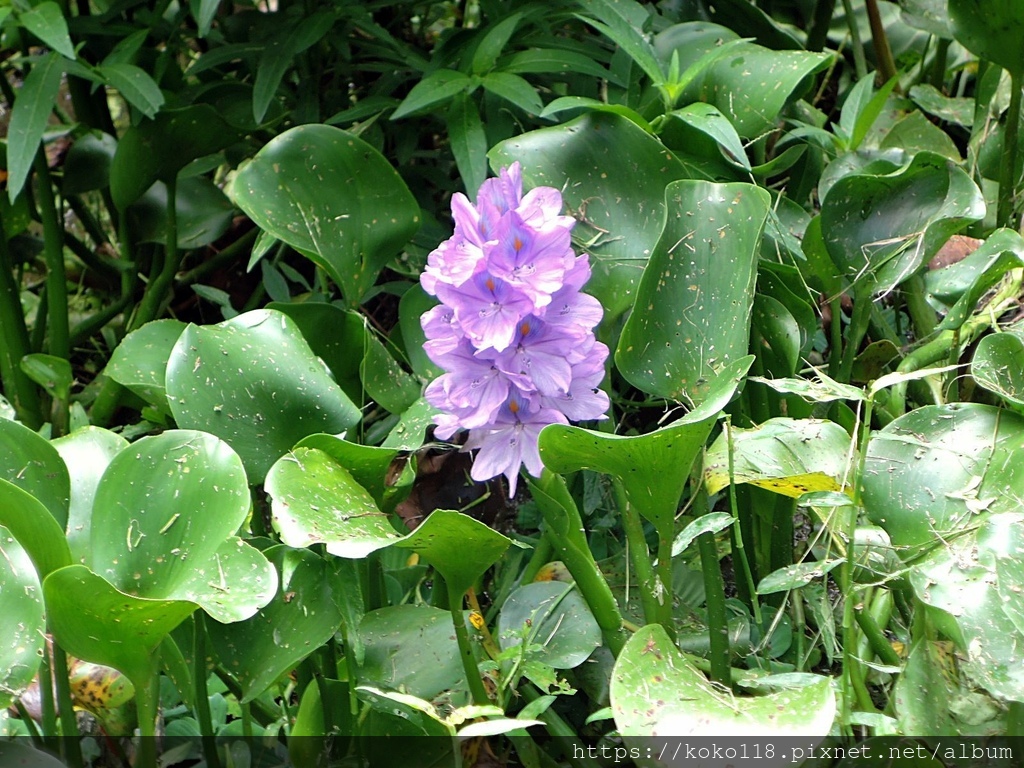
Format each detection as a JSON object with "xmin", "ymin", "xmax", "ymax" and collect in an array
[
  {"xmin": 166, "ymin": 309, "xmax": 361, "ymax": 483},
  {"xmin": 230, "ymin": 124, "xmax": 421, "ymax": 305},
  {"xmin": 497, "ymin": 581, "xmax": 601, "ymax": 669},
  {"xmin": 611, "ymin": 624, "xmax": 835, "ymax": 735},
  {"xmin": 617, "ymin": 181, "xmax": 770, "ymax": 402}
]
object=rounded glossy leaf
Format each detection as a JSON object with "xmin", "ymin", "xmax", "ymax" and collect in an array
[
  {"xmin": 489, "ymin": 112, "xmax": 690, "ymax": 320},
  {"xmin": 90, "ymin": 430, "xmax": 276, "ymax": 622},
  {"xmin": 166, "ymin": 309, "xmax": 361, "ymax": 483},
  {"xmin": 612, "ymin": 624, "xmax": 834, "ymax": 735},
  {"xmin": 294, "ymin": 433, "xmax": 401, "ymax": 511},
  {"xmin": 0, "ymin": 526, "xmax": 45, "ymax": 710},
  {"xmin": 230, "ymin": 124, "xmax": 420, "ymax": 305},
  {"xmin": 208, "ymin": 546, "xmax": 344, "ymax": 702},
  {"xmin": 949, "ymin": 0, "xmax": 1024, "ymax": 76},
  {"xmin": 266, "ymin": 447, "xmax": 402, "ymax": 558},
  {"xmin": 359, "ymin": 605, "xmax": 463, "ymax": 700},
  {"xmin": 617, "ymin": 181, "xmax": 770, "ymax": 401},
  {"xmin": 497, "ymin": 581, "xmax": 601, "ymax": 669},
  {"xmin": 821, "ymin": 152, "xmax": 985, "ymax": 296},
  {"xmin": 62, "ymin": 132, "xmax": 118, "ymax": 195},
  {"xmin": 105, "ymin": 319, "xmax": 186, "ymax": 414},
  {"xmin": 0, "ymin": 480, "xmax": 72, "ymax": 580},
  {"xmin": 972, "ymin": 330, "xmax": 1024, "ymax": 407},
  {"xmin": 703, "ymin": 418, "xmax": 852, "ymax": 498},
  {"xmin": 51, "ymin": 426, "xmax": 128, "ymax": 564},
  {"xmin": 863, "ymin": 404, "xmax": 1024, "ymax": 554},
  {"xmin": 0, "ymin": 742, "xmax": 68, "ymax": 768},
  {"xmin": 128, "ymin": 177, "xmax": 235, "ymax": 250},
  {"xmin": 361, "ymin": 331, "xmax": 421, "ymax": 415},
  {"xmin": 0, "ymin": 417, "xmax": 69, "ymax": 528},
  {"xmin": 44, "ymin": 565, "xmax": 196, "ymax": 685}
]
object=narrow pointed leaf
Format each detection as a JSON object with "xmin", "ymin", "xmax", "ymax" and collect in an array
[{"xmin": 7, "ymin": 52, "xmax": 64, "ymax": 202}]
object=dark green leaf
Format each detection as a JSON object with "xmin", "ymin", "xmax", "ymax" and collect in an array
[
  {"xmin": 471, "ymin": 13, "xmax": 522, "ymax": 74},
  {"xmin": 100, "ymin": 63, "xmax": 165, "ymax": 119},
  {"xmin": 0, "ymin": 417, "xmax": 70, "ymax": 528},
  {"xmin": 105, "ymin": 319, "xmax": 186, "ymax": 414},
  {"xmin": 18, "ymin": 2, "xmax": 75, "ymax": 59},
  {"xmin": 252, "ymin": 10, "xmax": 336, "ymax": 123},
  {"xmin": 446, "ymin": 92, "xmax": 488, "ymax": 196},
  {"xmin": 7, "ymin": 52, "xmax": 64, "ymax": 202},
  {"xmin": 0, "ymin": 527, "xmax": 45, "ymax": 710},
  {"xmin": 481, "ymin": 71, "xmax": 543, "ymax": 115},
  {"xmin": 391, "ymin": 70, "xmax": 472, "ymax": 120}
]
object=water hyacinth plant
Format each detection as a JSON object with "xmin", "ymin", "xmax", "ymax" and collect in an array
[{"xmin": 420, "ymin": 163, "xmax": 609, "ymax": 494}]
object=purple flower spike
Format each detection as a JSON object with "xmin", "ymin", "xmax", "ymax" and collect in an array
[{"xmin": 420, "ymin": 163, "xmax": 609, "ymax": 496}]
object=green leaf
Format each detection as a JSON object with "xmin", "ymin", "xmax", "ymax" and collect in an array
[
  {"xmin": 0, "ymin": 527, "xmax": 45, "ymax": 710},
  {"xmin": 127, "ymin": 177, "xmax": 235, "ymax": 249},
  {"xmin": 821, "ymin": 152, "xmax": 985, "ymax": 295},
  {"xmin": 51, "ymin": 427, "xmax": 128, "ymax": 566},
  {"xmin": 293, "ymin": 433, "xmax": 402, "ymax": 511},
  {"xmin": 0, "ymin": 479, "xmax": 73, "ymax": 579},
  {"xmin": 189, "ymin": 0, "xmax": 221, "ymax": 37},
  {"xmin": 481, "ymin": 71, "xmax": 543, "ymax": 115},
  {"xmin": 576, "ymin": 1, "xmax": 663, "ymax": 84},
  {"xmin": 497, "ymin": 581, "xmax": 601, "ymax": 669},
  {"xmin": 104, "ymin": 319, "xmax": 186, "ymax": 414},
  {"xmin": 267, "ymin": 301, "xmax": 366, "ymax": 405},
  {"xmin": 230, "ymin": 125, "xmax": 421, "ymax": 305},
  {"xmin": 489, "ymin": 112, "xmax": 690, "ymax": 320},
  {"xmin": 359, "ymin": 606, "xmax": 464, "ymax": 700},
  {"xmin": 863, "ymin": 404, "xmax": 1024, "ymax": 554},
  {"xmin": 7, "ymin": 52, "xmax": 64, "ymax": 202},
  {"xmin": 110, "ymin": 104, "xmax": 243, "ymax": 209},
  {"xmin": 901, "ymin": 0, "xmax": 953, "ymax": 38},
  {"xmin": 391, "ymin": 70, "xmax": 472, "ymax": 120},
  {"xmin": 671, "ymin": 512, "xmax": 733, "ymax": 557},
  {"xmin": 972, "ymin": 330, "xmax": 1024, "ymax": 406},
  {"xmin": 208, "ymin": 545, "xmax": 344, "ymax": 702},
  {"xmin": 360, "ymin": 332, "xmax": 421, "ymax": 415},
  {"xmin": 252, "ymin": 10, "xmax": 336, "ymax": 123},
  {"xmin": 949, "ymin": 0, "xmax": 1024, "ymax": 77},
  {"xmin": 0, "ymin": 417, "xmax": 70, "ymax": 527},
  {"xmin": 880, "ymin": 111, "xmax": 962, "ymax": 160},
  {"xmin": 62, "ymin": 132, "xmax": 118, "ymax": 195},
  {"xmin": 381, "ymin": 396, "xmax": 438, "ymax": 450},
  {"xmin": 45, "ymin": 565, "xmax": 196, "ymax": 685},
  {"xmin": 756, "ymin": 559, "xmax": 844, "ymax": 594},
  {"xmin": 446, "ymin": 92, "xmax": 488, "ymax": 196},
  {"xmin": 703, "ymin": 418, "xmax": 853, "ymax": 498},
  {"xmin": 611, "ymin": 624, "xmax": 835, "ymax": 735},
  {"xmin": 20, "ymin": 353, "xmax": 72, "ymax": 400},
  {"xmin": 165, "ymin": 309, "xmax": 361, "ymax": 483},
  {"xmin": 616, "ymin": 181, "xmax": 770, "ymax": 402},
  {"xmin": 100, "ymin": 63, "xmax": 165, "ymax": 119},
  {"xmin": 90, "ymin": 430, "xmax": 276, "ymax": 621},
  {"xmin": 664, "ymin": 103, "xmax": 750, "ymax": 170},
  {"xmin": 398, "ymin": 285, "xmax": 441, "ymax": 380},
  {"xmin": 395, "ymin": 509, "xmax": 512, "ymax": 596},
  {"xmin": 539, "ymin": 357, "xmax": 750, "ymax": 533},
  {"xmin": 19, "ymin": 2, "xmax": 75, "ymax": 59},
  {"xmin": 504, "ymin": 49, "xmax": 617, "ymax": 83},
  {"xmin": 265, "ymin": 447, "xmax": 402, "ymax": 558},
  {"xmin": 471, "ymin": 13, "xmax": 523, "ymax": 74}
]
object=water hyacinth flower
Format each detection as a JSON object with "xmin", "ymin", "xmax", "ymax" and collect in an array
[{"xmin": 420, "ymin": 163, "xmax": 609, "ymax": 495}]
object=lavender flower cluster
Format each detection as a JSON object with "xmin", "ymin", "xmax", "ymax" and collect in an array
[{"xmin": 420, "ymin": 163, "xmax": 609, "ymax": 495}]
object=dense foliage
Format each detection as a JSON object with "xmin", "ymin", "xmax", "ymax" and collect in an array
[{"xmin": 3, "ymin": 0, "xmax": 1024, "ymax": 766}]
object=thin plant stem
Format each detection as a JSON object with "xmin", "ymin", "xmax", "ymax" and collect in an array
[
  {"xmin": 135, "ymin": 671, "xmax": 161, "ymax": 768},
  {"xmin": 840, "ymin": 0, "xmax": 868, "ymax": 81},
  {"xmin": 38, "ymin": 649, "xmax": 57, "ymax": 749},
  {"xmin": 520, "ymin": 684, "xmax": 602, "ymax": 768},
  {"xmin": 864, "ymin": 0, "xmax": 899, "ymax": 89},
  {"xmin": 836, "ymin": 287, "xmax": 872, "ymax": 384},
  {"xmin": 32, "ymin": 154, "xmax": 70, "ymax": 363},
  {"xmin": 51, "ymin": 644, "xmax": 82, "ymax": 768},
  {"xmin": 691, "ymin": 468, "xmax": 730, "ymax": 686},
  {"xmin": 998, "ymin": 69, "xmax": 1023, "ymax": 229},
  {"xmin": 654, "ymin": 531, "xmax": 676, "ymax": 640},
  {"xmin": 444, "ymin": 575, "xmax": 490, "ymax": 705},
  {"xmin": 726, "ymin": 417, "xmax": 761, "ymax": 628},
  {"xmin": 193, "ymin": 614, "xmax": 221, "ymax": 768},
  {"xmin": 129, "ymin": 175, "xmax": 180, "ymax": 331},
  {"xmin": 807, "ymin": 0, "xmax": 837, "ymax": 52},
  {"xmin": 615, "ymin": 479, "xmax": 661, "ymax": 628},
  {"xmin": 0, "ymin": 217, "xmax": 42, "ymax": 427}
]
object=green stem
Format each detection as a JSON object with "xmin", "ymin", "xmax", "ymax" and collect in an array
[
  {"xmin": 930, "ymin": 37, "xmax": 951, "ymax": 88},
  {"xmin": 176, "ymin": 228, "xmax": 259, "ymax": 286},
  {"xmin": 518, "ymin": 535, "xmax": 554, "ymax": 586},
  {"xmin": 0, "ymin": 217, "xmax": 43, "ymax": 427},
  {"xmin": 828, "ymin": 293, "xmax": 844, "ymax": 379},
  {"xmin": 32, "ymin": 154, "xmax": 69, "ymax": 362},
  {"xmin": 840, "ymin": 0, "xmax": 868, "ymax": 81},
  {"xmin": 902, "ymin": 274, "xmax": 936, "ymax": 341},
  {"xmin": 999, "ymin": 69, "xmax": 1024, "ymax": 229},
  {"xmin": 726, "ymin": 418, "xmax": 761, "ymax": 625},
  {"xmin": 654, "ymin": 529, "xmax": 676, "ymax": 640},
  {"xmin": 193, "ymin": 615, "xmax": 221, "ymax": 768},
  {"xmin": 51, "ymin": 644, "xmax": 82, "ymax": 767},
  {"xmin": 692, "ymin": 472, "xmax": 730, "ymax": 686},
  {"xmin": 69, "ymin": 292, "xmax": 132, "ymax": 348},
  {"xmin": 445, "ymin": 576, "xmax": 490, "ymax": 705},
  {"xmin": 616, "ymin": 479, "xmax": 661, "ymax": 628},
  {"xmin": 864, "ymin": 0, "xmax": 899, "ymax": 90},
  {"xmin": 836, "ymin": 288, "xmax": 872, "ymax": 384},
  {"xmin": 854, "ymin": 592, "xmax": 901, "ymax": 668},
  {"xmin": 135, "ymin": 671, "xmax": 160, "ymax": 768},
  {"xmin": 129, "ymin": 175, "xmax": 180, "ymax": 331},
  {"xmin": 1008, "ymin": 702, "xmax": 1024, "ymax": 736},
  {"xmin": 529, "ymin": 474, "xmax": 627, "ymax": 655},
  {"xmin": 806, "ymin": 0, "xmax": 837, "ymax": 52}
]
